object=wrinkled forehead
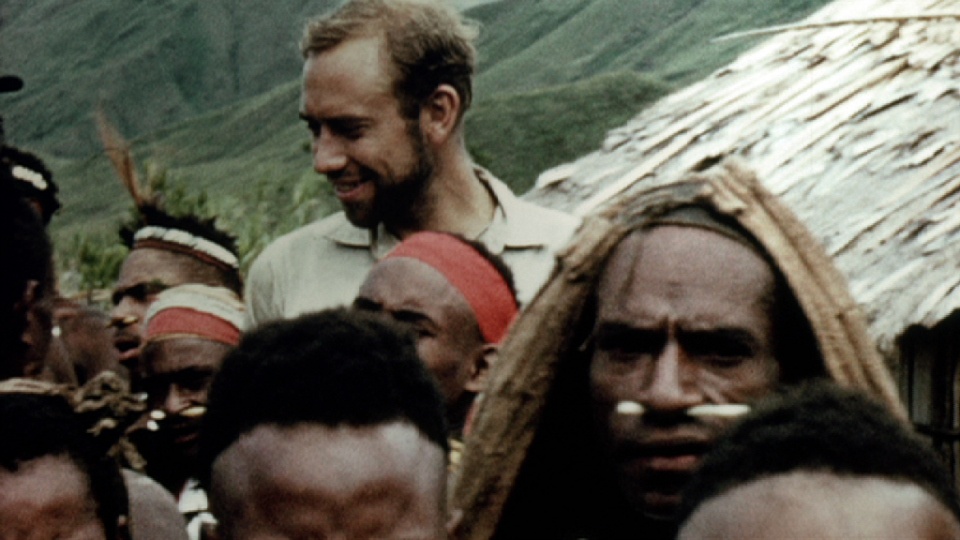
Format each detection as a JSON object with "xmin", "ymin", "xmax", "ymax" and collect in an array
[
  {"xmin": 115, "ymin": 247, "xmax": 218, "ymax": 290},
  {"xmin": 363, "ymin": 258, "xmax": 461, "ymax": 299},
  {"xmin": 644, "ymin": 205, "xmax": 767, "ymax": 255},
  {"xmin": 141, "ymin": 337, "xmax": 233, "ymax": 373},
  {"xmin": 598, "ymin": 223, "xmax": 776, "ymax": 306},
  {"xmin": 212, "ymin": 421, "xmax": 447, "ymax": 494},
  {"xmin": 0, "ymin": 453, "xmax": 96, "ymax": 512},
  {"xmin": 210, "ymin": 422, "xmax": 447, "ymax": 537},
  {"xmin": 679, "ymin": 472, "xmax": 960, "ymax": 540}
]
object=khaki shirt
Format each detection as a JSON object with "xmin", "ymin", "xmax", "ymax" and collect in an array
[{"xmin": 245, "ymin": 170, "xmax": 580, "ymax": 327}]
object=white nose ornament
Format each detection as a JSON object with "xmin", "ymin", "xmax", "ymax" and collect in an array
[
  {"xmin": 614, "ymin": 401, "xmax": 751, "ymax": 418},
  {"xmin": 686, "ymin": 403, "xmax": 751, "ymax": 418},
  {"xmin": 615, "ymin": 401, "xmax": 646, "ymax": 416},
  {"xmin": 181, "ymin": 405, "xmax": 207, "ymax": 418}
]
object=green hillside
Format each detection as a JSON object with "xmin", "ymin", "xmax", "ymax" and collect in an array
[
  {"xmin": 0, "ymin": 0, "xmax": 338, "ymax": 155},
  {"xmin": 2, "ymin": 0, "xmax": 831, "ymax": 157},
  {"xmin": 0, "ymin": 0, "xmax": 834, "ymax": 290},
  {"xmin": 49, "ymin": 71, "xmax": 668, "ymax": 240},
  {"xmin": 467, "ymin": 71, "xmax": 669, "ymax": 190},
  {"xmin": 471, "ymin": 0, "xmax": 830, "ymax": 94}
]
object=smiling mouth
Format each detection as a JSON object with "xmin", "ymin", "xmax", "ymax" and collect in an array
[
  {"xmin": 334, "ymin": 178, "xmax": 363, "ymax": 192},
  {"xmin": 330, "ymin": 171, "xmax": 372, "ymax": 193}
]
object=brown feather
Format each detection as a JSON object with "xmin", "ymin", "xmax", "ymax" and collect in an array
[{"xmin": 95, "ymin": 107, "xmax": 147, "ymax": 209}]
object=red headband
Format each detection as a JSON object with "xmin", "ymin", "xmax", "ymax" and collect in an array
[
  {"xmin": 385, "ymin": 232, "xmax": 518, "ymax": 344},
  {"xmin": 145, "ymin": 307, "xmax": 241, "ymax": 346}
]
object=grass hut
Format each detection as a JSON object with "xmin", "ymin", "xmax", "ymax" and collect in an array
[{"xmin": 525, "ymin": 0, "xmax": 960, "ymax": 476}]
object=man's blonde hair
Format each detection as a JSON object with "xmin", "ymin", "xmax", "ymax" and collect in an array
[{"xmin": 301, "ymin": 0, "xmax": 479, "ymax": 121}]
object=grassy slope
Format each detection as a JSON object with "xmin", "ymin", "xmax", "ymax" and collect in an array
[
  {"xmin": 472, "ymin": 0, "xmax": 829, "ymax": 94},
  {"xmin": 466, "ymin": 71, "xmax": 669, "ymax": 190},
  {"xmin": 0, "ymin": 0, "xmax": 336, "ymax": 155},
  {"xmin": 52, "ymin": 71, "xmax": 666, "ymax": 238},
  {"xmin": 51, "ymin": 80, "xmax": 322, "ymax": 235},
  {"xmin": 0, "ymin": 0, "xmax": 832, "ymax": 282}
]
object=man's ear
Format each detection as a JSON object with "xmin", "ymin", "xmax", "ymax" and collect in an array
[
  {"xmin": 419, "ymin": 84, "xmax": 462, "ymax": 146},
  {"xmin": 13, "ymin": 280, "xmax": 39, "ymax": 324},
  {"xmin": 200, "ymin": 521, "xmax": 222, "ymax": 540},
  {"xmin": 115, "ymin": 515, "xmax": 130, "ymax": 540},
  {"xmin": 13, "ymin": 280, "xmax": 47, "ymax": 378},
  {"xmin": 464, "ymin": 343, "xmax": 497, "ymax": 393},
  {"xmin": 446, "ymin": 508, "xmax": 464, "ymax": 539}
]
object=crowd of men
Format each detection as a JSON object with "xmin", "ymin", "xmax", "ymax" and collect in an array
[{"xmin": 2, "ymin": 0, "xmax": 958, "ymax": 539}]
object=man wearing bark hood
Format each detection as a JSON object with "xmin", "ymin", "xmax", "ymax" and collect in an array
[{"xmin": 450, "ymin": 157, "xmax": 905, "ymax": 540}]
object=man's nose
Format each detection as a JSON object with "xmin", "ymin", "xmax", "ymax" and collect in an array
[
  {"xmin": 636, "ymin": 341, "xmax": 702, "ymax": 414},
  {"xmin": 109, "ymin": 298, "xmax": 140, "ymax": 330},
  {"xmin": 312, "ymin": 132, "xmax": 348, "ymax": 175},
  {"xmin": 162, "ymin": 385, "xmax": 190, "ymax": 415}
]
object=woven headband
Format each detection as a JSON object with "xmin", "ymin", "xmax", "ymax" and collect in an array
[
  {"xmin": 134, "ymin": 225, "xmax": 239, "ymax": 271},
  {"xmin": 144, "ymin": 284, "xmax": 245, "ymax": 346},
  {"xmin": 645, "ymin": 205, "xmax": 767, "ymax": 258},
  {"xmin": 384, "ymin": 232, "xmax": 518, "ymax": 344}
]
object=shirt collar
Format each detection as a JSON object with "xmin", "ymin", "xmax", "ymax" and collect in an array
[{"xmin": 322, "ymin": 167, "xmax": 551, "ymax": 256}]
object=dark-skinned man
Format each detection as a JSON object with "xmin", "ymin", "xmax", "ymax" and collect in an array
[
  {"xmin": 198, "ymin": 309, "xmax": 450, "ymax": 540},
  {"xmin": 677, "ymin": 383, "xmax": 960, "ymax": 539},
  {"xmin": 3, "ymin": 143, "xmax": 121, "ymax": 384},
  {"xmin": 246, "ymin": 0, "xmax": 578, "ymax": 325},
  {"xmin": 135, "ymin": 284, "xmax": 245, "ymax": 540},
  {"xmin": 354, "ymin": 231, "xmax": 519, "ymax": 471},
  {"xmin": 0, "ymin": 188, "xmax": 188, "ymax": 540},
  {"xmin": 451, "ymin": 158, "xmax": 905, "ymax": 540},
  {"xmin": 109, "ymin": 204, "xmax": 242, "ymax": 373}
]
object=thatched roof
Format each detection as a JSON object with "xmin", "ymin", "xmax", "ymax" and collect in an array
[{"xmin": 527, "ymin": 0, "xmax": 960, "ymax": 355}]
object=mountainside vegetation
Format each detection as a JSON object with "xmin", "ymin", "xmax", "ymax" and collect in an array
[{"xmin": 0, "ymin": 0, "xmax": 832, "ymax": 293}]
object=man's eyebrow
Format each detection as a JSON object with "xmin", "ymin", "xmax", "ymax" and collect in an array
[
  {"xmin": 299, "ymin": 112, "xmax": 319, "ymax": 128},
  {"xmin": 111, "ymin": 283, "xmax": 142, "ymax": 305},
  {"xmin": 353, "ymin": 296, "xmax": 381, "ymax": 311},
  {"xmin": 111, "ymin": 281, "xmax": 170, "ymax": 305},
  {"xmin": 390, "ymin": 308, "xmax": 435, "ymax": 328},
  {"xmin": 678, "ymin": 327, "xmax": 761, "ymax": 351},
  {"xmin": 592, "ymin": 321, "xmax": 664, "ymax": 347},
  {"xmin": 594, "ymin": 321, "xmax": 661, "ymax": 337}
]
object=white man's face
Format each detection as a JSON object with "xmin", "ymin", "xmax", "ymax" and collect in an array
[
  {"xmin": 300, "ymin": 36, "xmax": 434, "ymax": 229},
  {"xmin": 210, "ymin": 422, "xmax": 447, "ymax": 540}
]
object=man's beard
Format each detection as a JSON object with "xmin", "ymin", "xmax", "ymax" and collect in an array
[{"xmin": 345, "ymin": 125, "xmax": 435, "ymax": 230}]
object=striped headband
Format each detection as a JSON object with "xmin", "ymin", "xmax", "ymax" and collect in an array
[
  {"xmin": 384, "ymin": 232, "xmax": 518, "ymax": 344},
  {"xmin": 134, "ymin": 226, "xmax": 240, "ymax": 271},
  {"xmin": 144, "ymin": 284, "xmax": 245, "ymax": 346}
]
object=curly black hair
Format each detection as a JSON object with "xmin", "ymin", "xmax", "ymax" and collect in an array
[
  {"xmin": 1, "ymin": 187, "xmax": 52, "ymax": 369},
  {"xmin": 119, "ymin": 201, "xmax": 242, "ymax": 292},
  {"xmin": 119, "ymin": 201, "xmax": 238, "ymax": 255},
  {"xmin": 677, "ymin": 381, "xmax": 960, "ymax": 524},
  {"xmin": 0, "ymin": 393, "xmax": 129, "ymax": 538},
  {"xmin": 197, "ymin": 308, "xmax": 448, "ymax": 486},
  {"xmin": 1, "ymin": 145, "xmax": 61, "ymax": 224}
]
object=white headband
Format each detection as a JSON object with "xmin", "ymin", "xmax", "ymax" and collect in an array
[
  {"xmin": 11, "ymin": 165, "xmax": 48, "ymax": 191},
  {"xmin": 134, "ymin": 225, "xmax": 239, "ymax": 270}
]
